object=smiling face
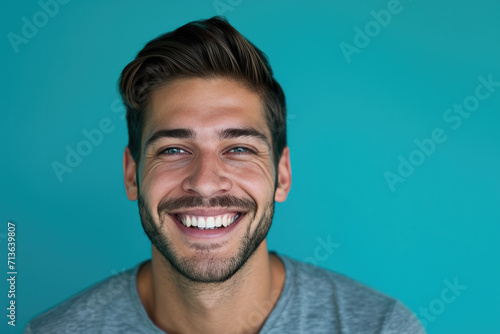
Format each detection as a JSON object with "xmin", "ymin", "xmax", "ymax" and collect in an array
[{"xmin": 123, "ymin": 77, "xmax": 291, "ymax": 283}]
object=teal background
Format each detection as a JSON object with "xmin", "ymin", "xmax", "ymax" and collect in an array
[{"xmin": 2, "ymin": 0, "xmax": 499, "ymax": 333}]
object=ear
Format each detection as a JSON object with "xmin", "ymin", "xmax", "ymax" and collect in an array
[
  {"xmin": 274, "ymin": 146, "xmax": 292, "ymax": 203},
  {"xmin": 123, "ymin": 147, "xmax": 138, "ymax": 201}
]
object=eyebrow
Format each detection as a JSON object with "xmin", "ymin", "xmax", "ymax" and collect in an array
[{"xmin": 145, "ymin": 127, "xmax": 271, "ymax": 149}]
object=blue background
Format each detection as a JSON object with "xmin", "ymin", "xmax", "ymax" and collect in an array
[{"xmin": 2, "ymin": 0, "xmax": 499, "ymax": 333}]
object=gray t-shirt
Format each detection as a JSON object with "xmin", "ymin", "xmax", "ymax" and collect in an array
[{"xmin": 23, "ymin": 253, "xmax": 426, "ymax": 333}]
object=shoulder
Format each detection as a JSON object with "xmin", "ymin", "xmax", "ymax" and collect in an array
[
  {"xmin": 281, "ymin": 254, "xmax": 395, "ymax": 307},
  {"xmin": 23, "ymin": 262, "xmax": 144, "ymax": 334},
  {"xmin": 275, "ymin": 255, "xmax": 425, "ymax": 333}
]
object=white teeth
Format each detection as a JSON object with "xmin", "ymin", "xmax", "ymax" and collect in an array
[
  {"xmin": 206, "ymin": 217, "xmax": 215, "ymax": 228},
  {"xmin": 178, "ymin": 213, "xmax": 240, "ymax": 229}
]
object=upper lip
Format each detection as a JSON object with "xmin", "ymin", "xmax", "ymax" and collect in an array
[{"xmin": 169, "ymin": 208, "xmax": 245, "ymax": 216}]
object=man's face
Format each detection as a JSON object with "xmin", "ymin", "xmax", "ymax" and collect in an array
[{"xmin": 123, "ymin": 77, "xmax": 291, "ymax": 283}]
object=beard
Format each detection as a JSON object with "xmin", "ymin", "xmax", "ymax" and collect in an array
[{"xmin": 138, "ymin": 193, "xmax": 275, "ymax": 283}]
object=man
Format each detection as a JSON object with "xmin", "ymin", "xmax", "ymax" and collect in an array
[{"xmin": 24, "ymin": 16, "xmax": 425, "ymax": 333}]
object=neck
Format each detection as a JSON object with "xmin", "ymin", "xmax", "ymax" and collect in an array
[{"xmin": 136, "ymin": 240, "xmax": 285, "ymax": 334}]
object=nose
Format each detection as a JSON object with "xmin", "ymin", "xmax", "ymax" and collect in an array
[{"xmin": 180, "ymin": 150, "xmax": 232, "ymax": 198}]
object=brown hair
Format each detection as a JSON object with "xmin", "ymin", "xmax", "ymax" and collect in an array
[{"xmin": 118, "ymin": 16, "xmax": 287, "ymax": 167}]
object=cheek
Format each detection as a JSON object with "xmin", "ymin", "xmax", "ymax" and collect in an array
[
  {"xmin": 140, "ymin": 156, "xmax": 276, "ymax": 201},
  {"xmin": 225, "ymin": 157, "xmax": 276, "ymax": 190},
  {"xmin": 139, "ymin": 161, "xmax": 179, "ymax": 210}
]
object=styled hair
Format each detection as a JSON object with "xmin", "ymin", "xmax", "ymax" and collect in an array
[{"xmin": 118, "ymin": 16, "xmax": 287, "ymax": 167}]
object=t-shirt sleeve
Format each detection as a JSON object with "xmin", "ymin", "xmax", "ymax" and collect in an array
[
  {"xmin": 381, "ymin": 301, "xmax": 426, "ymax": 334},
  {"xmin": 22, "ymin": 322, "xmax": 33, "ymax": 334}
]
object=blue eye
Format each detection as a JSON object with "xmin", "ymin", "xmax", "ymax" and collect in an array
[
  {"xmin": 159, "ymin": 147, "xmax": 254, "ymax": 156},
  {"xmin": 229, "ymin": 147, "xmax": 254, "ymax": 154},
  {"xmin": 162, "ymin": 147, "xmax": 186, "ymax": 155}
]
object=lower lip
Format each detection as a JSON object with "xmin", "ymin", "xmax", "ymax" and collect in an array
[{"xmin": 171, "ymin": 214, "xmax": 244, "ymax": 239}]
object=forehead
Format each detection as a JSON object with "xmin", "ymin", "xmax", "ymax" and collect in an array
[{"xmin": 143, "ymin": 77, "xmax": 269, "ymax": 141}]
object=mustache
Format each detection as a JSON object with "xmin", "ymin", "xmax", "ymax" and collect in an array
[{"xmin": 158, "ymin": 195, "xmax": 257, "ymax": 215}]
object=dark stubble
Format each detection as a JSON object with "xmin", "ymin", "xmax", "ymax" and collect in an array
[{"xmin": 138, "ymin": 193, "xmax": 275, "ymax": 283}]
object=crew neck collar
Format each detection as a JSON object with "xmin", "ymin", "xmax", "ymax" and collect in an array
[{"xmin": 127, "ymin": 253, "xmax": 295, "ymax": 333}]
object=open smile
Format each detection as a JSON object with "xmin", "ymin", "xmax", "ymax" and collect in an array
[
  {"xmin": 173, "ymin": 212, "xmax": 243, "ymax": 229},
  {"xmin": 167, "ymin": 208, "xmax": 248, "ymax": 238}
]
